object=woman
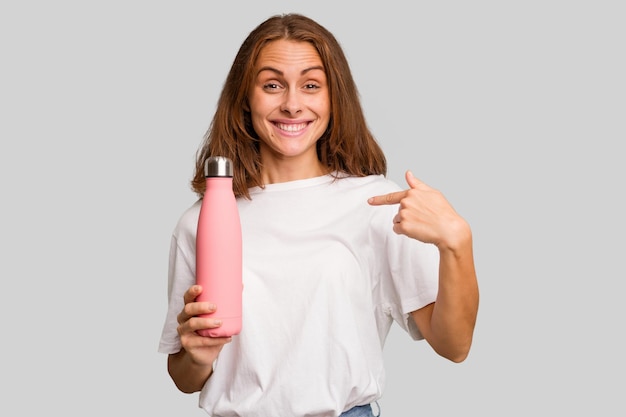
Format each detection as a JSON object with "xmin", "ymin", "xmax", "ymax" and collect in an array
[{"xmin": 159, "ymin": 13, "xmax": 479, "ymax": 417}]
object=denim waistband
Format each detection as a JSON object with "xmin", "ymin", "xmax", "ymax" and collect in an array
[{"xmin": 339, "ymin": 401, "xmax": 380, "ymax": 417}]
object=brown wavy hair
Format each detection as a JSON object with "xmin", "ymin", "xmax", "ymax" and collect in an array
[{"xmin": 191, "ymin": 13, "xmax": 387, "ymax": 199}]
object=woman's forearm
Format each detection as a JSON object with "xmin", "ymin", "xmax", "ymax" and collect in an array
[{"xmin": 167, "ymin": 349, "xmax": 213, "ymax": 394}]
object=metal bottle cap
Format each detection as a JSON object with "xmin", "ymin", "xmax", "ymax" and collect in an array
[{"xmin": 204, "ymin": 156, "xmax": 234, "ymax": 177}]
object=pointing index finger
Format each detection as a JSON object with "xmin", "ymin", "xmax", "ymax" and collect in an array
[{"xmin": 368, "ymin": 190, "xmax": 408, "ymax": 206}]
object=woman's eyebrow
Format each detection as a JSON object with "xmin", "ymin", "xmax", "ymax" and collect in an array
[{"xmin": 256, "ymin": 65, "xmax": 325, "ymax": 76}]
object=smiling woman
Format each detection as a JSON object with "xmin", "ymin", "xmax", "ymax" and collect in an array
[{"xmin": 158, "ymin": 12, "xmax": 479, "ymax": 417}]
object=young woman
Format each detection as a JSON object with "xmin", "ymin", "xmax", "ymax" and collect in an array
[{"xmin": 158, "ymin": 13, "xmax": 479, "ymax": 417}]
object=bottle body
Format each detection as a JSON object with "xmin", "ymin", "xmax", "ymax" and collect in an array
[{"xmin": 196, "ymin": 168, "xmax": 242, "ymax": 337}]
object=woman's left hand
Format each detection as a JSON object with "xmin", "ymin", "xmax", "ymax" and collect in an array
[{"xmin": 368, "ymin": 170, "xmax": 470, "ymax": 250}]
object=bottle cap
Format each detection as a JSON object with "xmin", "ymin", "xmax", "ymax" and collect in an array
[{"xmin": 204, "ymin": 156, "xmax": 234, "ymax": 177}]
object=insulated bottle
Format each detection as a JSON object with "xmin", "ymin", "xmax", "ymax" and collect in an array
[{"xmin": 196, "ymin": 156, "xmax": 242, "ymax": 337}]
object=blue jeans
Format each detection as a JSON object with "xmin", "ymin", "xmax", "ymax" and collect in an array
[{"xmin": 339, "ymin": 402, "xmax": 380, "ymax": 417}]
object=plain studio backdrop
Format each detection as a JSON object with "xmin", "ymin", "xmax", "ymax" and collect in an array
[{"xmin": 1, "ymin": 1, "xmax": 624, "ymax": 416}]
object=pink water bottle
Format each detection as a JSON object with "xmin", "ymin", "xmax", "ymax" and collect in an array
[{"xmin": 196, "ymin": 156, "xmax": 242, "ymax": 337}]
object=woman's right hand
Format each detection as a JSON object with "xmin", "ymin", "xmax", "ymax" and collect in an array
[
  {"xmin": 176, "ymin": 285, "xmax": 233, "ymax": 367},
  {"xmin": 168, "ymin": 285, "xmax": 232, "ymax": 393}
]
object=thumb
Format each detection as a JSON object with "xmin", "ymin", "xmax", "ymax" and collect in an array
[{"xmin": 405, "ymin": 170, "xmax": 423, "ymax": 189}]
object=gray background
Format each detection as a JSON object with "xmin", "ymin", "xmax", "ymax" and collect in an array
[{"xmin": 1, "ymin": 1, "xmax": 624, "ymax": 415}]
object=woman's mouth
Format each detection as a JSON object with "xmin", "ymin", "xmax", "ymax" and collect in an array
[{"xmin": 274, "ymin": 122, "xmax": 309, "ymax": 133}]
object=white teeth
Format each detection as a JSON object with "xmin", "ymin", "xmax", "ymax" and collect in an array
[{"xmin": 276, "ymin": 122, "xmax": 307, "ymax": 132}]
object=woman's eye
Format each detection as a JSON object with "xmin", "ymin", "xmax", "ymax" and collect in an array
[
  {"xmin": 263, "ymin": 83, "xmax": 280, "ymax": 90},
  {"xmin": 304, "ymin": 84, "xmax": 319, "ymax": 90}
]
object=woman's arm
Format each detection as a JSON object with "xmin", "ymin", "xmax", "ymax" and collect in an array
[
  {"xmin": 369, "ymin": 170, "xmax": 479, "ymax": 362},
  {"xmin": 410, "ymin": 221, "xmax": 478, "ymax": 362}
]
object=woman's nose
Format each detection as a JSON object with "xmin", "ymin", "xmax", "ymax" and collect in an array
[{"xmin": 280, "ymin": 90, "xmax": 302, "ymax": 115}]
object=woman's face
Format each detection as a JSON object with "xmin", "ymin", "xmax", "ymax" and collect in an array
[{"xmin": 248, "ymin": 39, "xmax": 330, "ymax": 170}]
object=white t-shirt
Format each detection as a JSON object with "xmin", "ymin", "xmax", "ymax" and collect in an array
[{"xmin": 158, "ymin": 173, "xmax": 439, "ymax": 417}]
